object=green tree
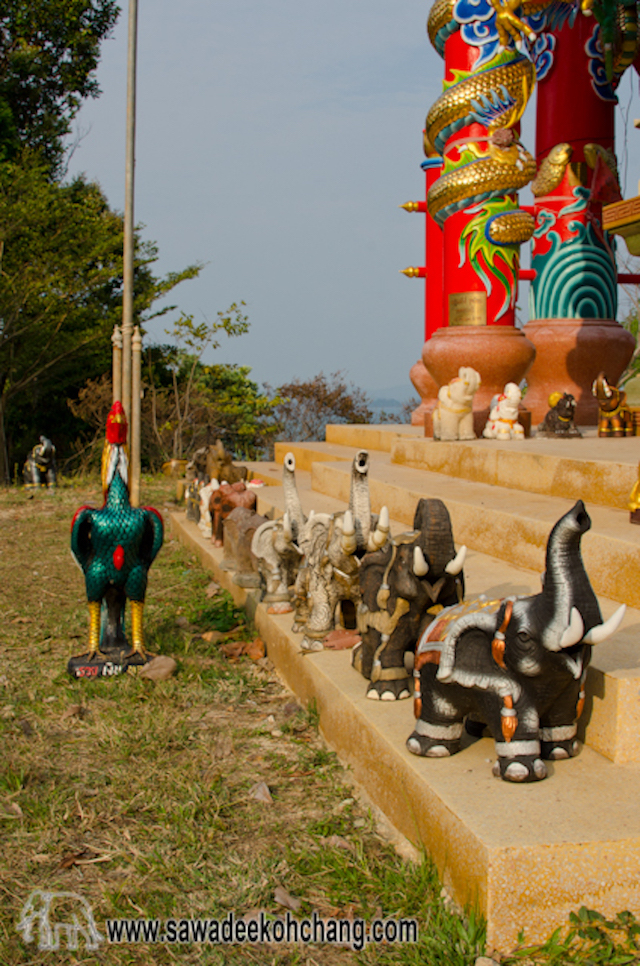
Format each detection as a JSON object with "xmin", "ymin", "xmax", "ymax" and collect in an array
[
  {"xmin": 145, "ymin": 307, "xmax": 278, "ymax": 464},
  {"xmin": 0, "ymin": 152, "xmax": 200, "ymax": 481},
  {"xmin": 0, "ymin": 0, "xmax": 119, "ymax": 169}
]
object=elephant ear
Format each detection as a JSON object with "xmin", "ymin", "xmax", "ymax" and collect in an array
[{"xmin": 436, "ymin": 604, "xmax": 520, "ymax": 698}]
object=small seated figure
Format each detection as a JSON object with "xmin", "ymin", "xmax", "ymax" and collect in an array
[
  {"xmin": 23, "ymin": 436, "xmax": 57, "ymax": 488},
  {"xmin": 537, "ymin": 392, "xmax": 581, "ymax": 438},
  {"xmin": 432, "ymin": 367, "xmax": 481, "ymax": 441},
  {"xmin": 483, "ymin": 383, "xmax": 525, "ymax": 440}
]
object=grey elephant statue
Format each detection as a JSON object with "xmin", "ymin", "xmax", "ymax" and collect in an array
[
  {"xmin": 353, "ymin": 498, "xmax": 466, "ymax": 700},
  {"xmin": 293, "ymin": 450, "xmax": 390, "ymax": 650},
  {"xmin": 251, "ymin": 452, "xmax": 306, "ymax": 603},
  {"xmin": 407, "ymin": 501, "xmax": 625, "ymax": 782}
]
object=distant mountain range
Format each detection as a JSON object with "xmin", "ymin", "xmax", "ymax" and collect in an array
[{"xmin": 367, "ymin": 383, "xmax": 419, "ymax": 419}]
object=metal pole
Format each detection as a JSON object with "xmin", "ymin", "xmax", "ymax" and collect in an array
[
  {"xmin": 131, "ymin": 326, "xmax": 142, "ymax": 506},
  {"xmin": 111, "ymin": 325, "xmax": 123, "ymax": 402},
  {"xmin": 121, "ymin": 0, "xmax": 138, "ymax": 422}
]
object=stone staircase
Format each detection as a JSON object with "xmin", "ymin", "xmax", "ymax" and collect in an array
[{"xmin": 170, "ymin": 424, "xmax": 640, "ymax": 951}]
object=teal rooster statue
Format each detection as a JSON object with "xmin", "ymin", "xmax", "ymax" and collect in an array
[{"xmin": 69, "ymin": 401, "xmax": 164, "ymax": 679}]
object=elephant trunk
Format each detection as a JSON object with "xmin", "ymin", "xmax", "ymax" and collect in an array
[
  {"xmin": 539, "ymin": 500, "xmax": 602, "ymax": 650},
  {"xmin": 349, "ymin": 450, "xmax": 372, "ymax": 550},
  {"xmin": 282, "ymin": 452, "xmax": 305, "ymax": 540}
]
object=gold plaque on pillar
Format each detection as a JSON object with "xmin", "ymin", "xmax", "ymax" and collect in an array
[{"xmin": 448, "ymin": 291, "xmax": 487, "ymax": 327}]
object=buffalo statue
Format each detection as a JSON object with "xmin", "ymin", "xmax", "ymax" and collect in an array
[{"xmin": 408, "ymin": 501, "xmax": 625, "ymax": 782}]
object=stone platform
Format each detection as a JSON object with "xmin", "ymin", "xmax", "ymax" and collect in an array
[{"xmin": 172, "ymin": 425, "xmax": 640, "ymax": 951}]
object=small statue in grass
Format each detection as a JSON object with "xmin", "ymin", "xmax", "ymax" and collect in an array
[
  {"xmin": 69, "ymin": 402, "xmax": 164, "ymax": 679},
  {"xmin": 23, "ymin": 436, "xmax": 57, "ymax": 488}
]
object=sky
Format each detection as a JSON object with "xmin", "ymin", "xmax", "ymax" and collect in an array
[{"xmin": 66, "ymin": 0, "xmax": 640, "ymax": 400}]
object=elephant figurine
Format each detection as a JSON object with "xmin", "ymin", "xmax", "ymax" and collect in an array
[
  {"xmin": 432, "ymin": 367, "xmax": 481, "ymax": 441},
  {"xmin": 18, "ymin": 889, "xmax": 103, "ymax": 951},
  {"xmin": 407, "ymin": 501, "xmax": 625, "ymax": 782},
  {"xmin": 252, "ymin": 512, "xmax": 302, "ymax": 602},
  {"xmin": 250, "ymin": 452, "xmax": 306, "ymax": 603},
  {"xmin": 483, "ymin": 383, "xmax": 525, "ymax": 440},
  {"xmin": 222, "ymin": 506, "xmax": 268, "ymax": 588},
  {"xmin": 592, "ymin": 372, "xmax": 635, "ymax": 437},
  {"xmin": 537, "ymin": 392, "xmax": 581, "ymax": 438},
  {"xmin": 353, "ymin": 498, "xmax": 466, "ymax": 700},
  {"xmin": 23, "ymin": 435, "xmax": 57, "ymax": 487},
  {"xmin": 209, "ymin": 481, "xmax": 257, "ymax": 547},
  {"xmin": 293, "ymin": 451, "xmax": 390, "ymax": 650}
]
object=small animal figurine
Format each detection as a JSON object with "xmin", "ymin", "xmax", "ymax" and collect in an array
[
  {"xmin": 209, "ymin": 481, "xmax": 257, "ymax": 547},
  {"xmin": 592, "ymin": 372, "xmax": 635, "ymax": 437},
  {"xmin": 432, "ymin": 367, "xmax": 481, "ymax": 441},
  {"xmin": 407, "ymin": 500, "xmax": 625, "ymax": 783},
  {"xmin": 185, "ymin": 480, "xmax": 201, "ymax": 523},
  {"xmin": 537, "ymin": 392, "xmax": 581, "ymax": 438},
  {"xmin": 483, "ymin": 383, "xmax": 524, "ymax": 439},
  {"xmin": 69, "ymin": 402, "xmax": 164, "ymax": 678},
  {"xmin": 197, "ymin": 478, "xmax": 219, "ymax": 536},
  {"xmin": 23, "ymin": 436, "xmax": 57, "ymax": 487}
]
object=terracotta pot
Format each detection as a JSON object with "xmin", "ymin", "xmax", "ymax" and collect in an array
[
  {"xmin": 523, "ymin": 319, "xmax": 636, "ymax": 425},
  {"xmin": 422, "ymin": 325, "xmax": 537, "ymax": 412}
]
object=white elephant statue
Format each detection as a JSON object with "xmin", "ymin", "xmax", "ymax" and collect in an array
[
  {"xmin": 432, "ymin": 367, "xmax": 481, "ymax": 441},
  {"xmin": 483, "ymin": 383, "xmax": 525, "ymax": 440}
]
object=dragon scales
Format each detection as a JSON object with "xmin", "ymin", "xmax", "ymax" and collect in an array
[{"xmin": 425, "ymin": 0, "xmax": 539, "ymax": 326}]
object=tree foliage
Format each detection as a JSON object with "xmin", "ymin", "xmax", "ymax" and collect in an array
[
  {"xmin": 268, "ymin": 370, "xmax": 373, "ymax": 442},
  {"xmin": 0, "ymin": 152, "xmax": 200, "ymax": 481},
  {"xmin": 0, "ymin": 0, "xmax": 119, "ymax": 169}
]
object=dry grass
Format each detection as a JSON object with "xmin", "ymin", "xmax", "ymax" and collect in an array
[{"xmin": 0, "ymin": 476, "xmax": 484, "ymax": 966}]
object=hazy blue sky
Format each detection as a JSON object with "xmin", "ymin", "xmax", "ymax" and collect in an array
[{"xmin": 66, "ymin": 1, "xmax": 640, "ymax": 398}]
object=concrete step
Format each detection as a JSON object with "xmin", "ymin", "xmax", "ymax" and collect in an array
[
  {"xmin": 308, "ymin": 454, "xmax": 640, "ymax": 611},
  {"xmin": 169, "ymin": 508, "xmax": 640, "ymax": 955},
  {"xmin": 252, "ymin": 467, "xmax": 640, "ymax": 767},
  {"xmin": 390, "ymin": 434, "xmax": 640, "ymax": 512}
]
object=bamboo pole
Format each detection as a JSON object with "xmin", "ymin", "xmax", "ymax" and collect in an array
[
  {"xmin": 111, "ymin": 325, "xmax": 123, "ymax": 403},
  {"xmin": 131, "ymin": 326, "xmax": 142, "ymax": 506},
  {"xmin": 121, "ymin": 0, "xmax": 138, "ymax": 421}
]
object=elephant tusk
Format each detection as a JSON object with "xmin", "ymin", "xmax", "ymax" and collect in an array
[
  {"xmin": 367, "ymin": 506, "xmax": 390, "ymax": 551},
  {"xmin": 413, "ymin": 546, "xmax": 429, "ymax": 577},
  {"xmin": 583, "ymin": 604, "xmax": 626, "ymax": 644},
  {"xmin": 559, "ymin": 607, "xmax": 584, "ymax": 649},
  {"xmin": 282, "ymin": 511, "xmax": 293, "ymax": 543},
  {"xmin": 445, "ymin": 545, "xmax": 467, "ymax": 576},
  {"xmin": 341, "ymin": 510, "xmax": 357, "ymax": 555}
]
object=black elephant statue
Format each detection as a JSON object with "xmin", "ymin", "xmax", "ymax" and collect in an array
[
  {"xmin": 23, "ymin": 436, "xmax": 57, "ymax": 487},
  {"xmin": 353, "ymin": 498, "xmax": 466, "ymax": 701},
  {"xmin": 407, "ymin": 500, "xmax": 625, "ymax": 782}
]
